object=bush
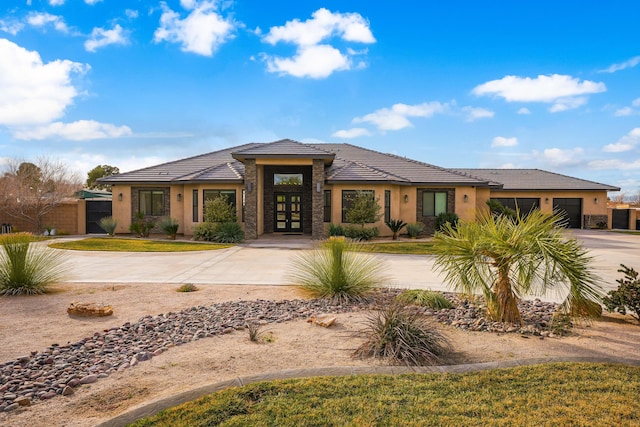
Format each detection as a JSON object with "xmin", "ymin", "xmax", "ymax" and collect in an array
[
  {"xmin": 602, "ymin": 264, "xmax": 640, "ymax": 322},
  {"xmin": 158, "ymin": 217, "xmax": 179, "ymax": 237},
  {"xmin": 0, "ymin": 233, "xmax": 68, "ymax": 295},
  {"xmin": 396, "ymin": 289, "xmax": 453, "ymax": 309},
  {"xmin": 214, "ymin": 222, "xmax": 245, "ymax": 243},
  {"xmin": 406, "ymin": 222, "xmax": 424, "ymax": 238},
  {"xmin": 193, "ymin": 222, "xmax": 218, "ymax": 241},
  {"xmin": 353, "ymin": 303, "xmax": 452, "ymax": 366},
  {"xmin": 328, "ymin": 223, "xmax": 345, "ymax": 237},
  {"xmin": 98, "ymin": 216, "xmax": 118, "ymax": 236},
  {"xmin": 129, "ymin": 212, "xmax": 155, "ymax": 237},
  {"xmin": 344, "ymin": 225, "xmax": 379, "ymax": 241},
  {"xmin": 435, "ymin": 212, "xmax": 459, "ymax": 233},
  {"xmin": 385, "ymin": 219, "xmax": 407, "ymax": 240},
  {"xmin": 289, "ymin": 237, "xmax": 387, "ymax": 302},
  {"xmin": 177, "ymin": 283, "xmax": 198, "ymax": 292},
  {"xmin": 204, "ymin": 197, "xmax": 237, "ymax": 223}
]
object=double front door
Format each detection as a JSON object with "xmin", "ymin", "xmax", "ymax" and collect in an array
[{"xmin": 275, "ymin": 193, "xmax": 302, "ymax": 232}]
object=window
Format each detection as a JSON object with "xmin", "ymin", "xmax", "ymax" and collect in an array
[
  {"xmin": 192, "ymin": 189, "xmax": 198, "ymax": 222},
  {"xmin": 203, "ymin": 190, "xmax": 236, "ymax": 207},
  {"xmin": 342, "ymin": 190, "xmax": 374, "ymax": 223},
  {"xmin": 422, "ymin": 191, "xmax": 447, "ymax": 217},
  {"xmin": 139, "ymin": 190, "xmax": 165, "ymax": 216},
  {"xmin": 324, "ymin": 190, "xmax": 332, "ymax": 222},
  {"xmin": 384, "ymin": 190, "xmax": 391, "ymax": 223},
  {"xmin": 274, "ymin": 173, "xmax": 303, "ymax": 185}
]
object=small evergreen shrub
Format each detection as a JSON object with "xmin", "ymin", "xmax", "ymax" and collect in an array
[
  {"xmin": 129, "ymin": 212, "xmax": 155, "ymax": 237},
  {"xmin": 602, "ymin": 264, "xmax": 640, "ymax": 323},
  {"xmin": 193, "ymin": 222, "xmax": 218, "ymax": 241},
  {"xmin": 158, "ymin": 217, "xmax": 179, "ymax": 237},
  {"xmin": 204, "ymin": 197, "xmax": 237, "ymax": 223},
  {"xmin": 246, "ymin": 322, "xmax": 264, "ymax": 343},
  {"xmin": 353, "ymin": 303, "xmax": 452, "ymax": 366},
  {"xmin": 214, "ymin": 222, "xmax": 245, "ymax": 243},
  {"xmin": 435, "ymin": 212, "xmax": 459, "ymax": 233},
  {"xmin": 98, "ymin": 216, "xmax": 118, "ymax": 236},
  {"xmin": 328, "ymin": 224, "xmax": 345, "ymax": 237},
  {"xmin": 385, "ymin": 219, "xmax": 407, "ymax": 240},
  {"xmin": 177, "ymin": 283, "xmax": 198, "ymax": 292},
  {"xmin": 344, "ymin": 225, "xmax": 379, "ymax": 241},
  {"xmin": 396, "ymin": 289, "xmax": 453, "ymax": 309},
  {"xmin": 406, "ymin": 222, "xmax": 424, "ymax": 238}
]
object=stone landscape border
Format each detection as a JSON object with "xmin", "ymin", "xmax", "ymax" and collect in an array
[{"xmin": 96, "ymin": 356, "xmax": 640, "ymax": 427}]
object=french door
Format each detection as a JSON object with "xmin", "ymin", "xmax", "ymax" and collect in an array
[{"xmin": 274, "ymin": 193, "xmax": 302, "ymax": 232}]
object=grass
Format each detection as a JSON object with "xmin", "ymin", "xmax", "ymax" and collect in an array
[
  {"xmin": 358, "ymin": 241, "xmax": 435, "ymax": 254},
  {"xmin": 612, "ymin": 230, "xmax": 640, "ymax": 235},
  {"xmin": 396, "ymin": 289, "xmax": 454, "ymax": 309},
  {"xmin": 128, "ymin": 363, "xmax": 640, "ymax": 427},
  {"xmin": 48, "ymin": 237, "xmax": 233, "ymax": 252}
]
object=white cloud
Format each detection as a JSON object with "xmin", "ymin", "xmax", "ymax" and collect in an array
[
  {"xmin": 265, "ymin": 44, "xmax": 349, "ymax": 79},
  {"xmin": 633, "ymin": 98, "xmax": 640, "ymax": 107},
  {"xmin": 492, "ymin": 136, "xmax": 518, "ymax": 147},
  {"xmin": 0, "ymin": 39, "xmax": 89, "ymax": 126},
  {"xmin": 85, "ymin": 24, "xmax": 128, "ymax": 52},
  {"xmin": 85, "ymin": 0, "xmax": 103, "ymax": 4},
  {"xmin": 125, "ymin": 9, "xmax": 139, "ymax": 19},
  {"xmin": 49, "ymin": 0, "xmax": 65, "ymax": 5},
  {"xmin": 353, "ymin": 102, "xmax": 448, "ymax": 131},
  {"xmin": 26, "ymin": 12, "xmax": 69, "ymax": 33},
  {"xmin": 599, "ymin": 55, "xmax": 640, "ymax": 73},
  {"xmin": 332, "ymin": 127, "xmax": 372, "ymax": 139},
  {"xmin": 462, "ymin": 106, "xmax": 494, "ymax": 121},
  {"xmin": 603, "ymin": 128, "xmax": 640, "ymax": 153},
  {"xmin": 614, "ymin": 107, "xmax": 634, "ymax": 117},
  {"xmin": 0, "ymin": 19, "xmax": 24, "ymax": 35},
  {"xmin": 538, "ymin": 147, "xmax": 584, "ymax": 167},
  {"xmin": 153, "ymin": 1, "xmax": 235, "ymax": 57},
  {"xmin": 12, "ymin": 120, "xmax": 132, "ymax": 140},
  {"xmin": 262, "ymin": 8, "xmax": 375, "ymax": 79},
  {"xmin": 589, "ymin": 158, "xmax": 640, "ymax": 170},
  {"xmin": 517, "ymin": 107, "xmax": 531, "ymax": 115},
  {"xmin": 472, "ymin": 74, "xmax": 606, "ymax": 110}
]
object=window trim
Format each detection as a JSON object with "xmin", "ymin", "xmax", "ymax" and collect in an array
[
  {"xmin": 139, "ymin": 189, "xmax": 165, "ymax": 216},
  {"xmin": 384, "ymin": 190, "xmax": 391, "ymax": 223},
  {"xmin": 324, "ymin": 190, "xmax": 332, "ymax": 223},
  {"xmin": 422, "ymin": 191, "xmax": 448, "ymax": 217},
  {"xmin": 192, "ymin": 189, "xmax": 198, "ymax": 222}
]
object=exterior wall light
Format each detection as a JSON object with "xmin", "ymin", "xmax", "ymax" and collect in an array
[
  {"xmin": 545, "ymin": 197, "xmax": 549, "ymax": 204},
  {"xmin": 316, "ymin": 182, "xmax": 321, "ymax": 193},
  {"xmin": 594, "ymin": 197, "xmax": 598, "ymax": 204},
  {"xmin": 118, "ymin": 193, "xmax": 123, "ymax": 201},
  {"xmin": 463, "ymin": 194, "xmax": 469, "ymax": 203},
  {"xmin": 404, "ymin": 194, "xmax": 409, "ymax": 203},
  {"xmin": 177, "ymin": 193, "xmax": 182, "ymax": 202},
  {"xmin": 247, "ymin": 182, "xmax": 253, "ymax": 192}
]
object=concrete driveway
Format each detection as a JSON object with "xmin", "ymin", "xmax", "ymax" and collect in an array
[{"xmin": 60, "ymin": 230, "xmax": 640, "ymax": 302}]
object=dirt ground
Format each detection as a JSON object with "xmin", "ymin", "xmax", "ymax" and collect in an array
[{"xmin": 0, "ymin": 282, "xmax": 639, "ymax": 427}]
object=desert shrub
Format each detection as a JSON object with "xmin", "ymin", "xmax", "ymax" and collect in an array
[
  {"xmin": 204, "ymin": 197, "xmax": 237, "ymax": 223},
  {"xmin": 595, "ymin": 220, "xmax": 608, "ymax": 229},
  {"xmin": 328, "ymin": 224, "xmax": 345, "ymax": 237},
  {"xmin": 353, "ymin": 303, "xmax": 452, "ymax": 366},
  {"xmin": 177, "ymin": 283, "xmax": 198, "ymax": 292},
  {"xmin": 246, "ymin": 322, "xmax": 264, "ymax": 343},
  {"xmin": 435, "ymin": 212, "xmax": 459, "ymax": 233},
  {"xmin": 129, "ymin": 212, "xmax": 155, "ymax": 237},
  {"xmin": 0, "ymin": 233, "xmax": 68, "ymax": 295},
  {"xmin": 193, "ymin": 222, "xmax": 218, "ymax": 241},
  {"xmin": 344, "ymin": 225, "xmax": 379, "ymax": 241},
  {"xmin": 406, "ymin": 222, "xmax": 424, "ymax": 238},
  {"xmin": 98, "ymin": 216, "xmax": 118, "ymax": 236},
  {"xmin": 396, "ymin": 289, "xmax": 453, "ymax": 309},
  {"xmin": 385, "ymin": 219, "xmax": 407, "ymax": 240},
  {"xmin": 602, "ymin": 264, "xmax": 640, "ymax": 322},
  {"xmin": 159, "ymin": 217, "xmax": 179, "ymax": 237},
  {"xmin": 214, "ymin": 222, "xmax": 245, "ymax": 243},
  {"xmin": 289, "ymin": 237, "xmax": 387, "ymax": 302}
]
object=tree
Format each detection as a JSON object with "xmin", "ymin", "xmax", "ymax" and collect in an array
[
  {"xmin": 85, "ymin": 164, "xmax": 120, "ymax": 191},
  {"xmin": 0, "ymin": 158, "xmax": 82, "ymax": 233},
  {"xmin": 431, "ymin": 210, "xmax": 604, "ymax": 324},
  {"xmin": 345, "ymin": 191, "xmax": 382, "ymax": 228}
]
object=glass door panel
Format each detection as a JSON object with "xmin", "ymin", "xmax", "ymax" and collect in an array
[{"xmin": 274, "ymin": 193, "xmax": 302, "ymax": 232}]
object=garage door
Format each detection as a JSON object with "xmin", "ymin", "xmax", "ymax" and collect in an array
[
  {"xmin": 493, "ymin": 198, "xmax": 540, "ymax": 215},
  {"xmin": 612, "ymin": 209, "xmax": 630, "ymax": 229},
  {"xmin": 553, "ymin": 198, "xmax": 582, "ymax": 228}
]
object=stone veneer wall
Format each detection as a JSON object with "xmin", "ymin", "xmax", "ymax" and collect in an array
[
  {"xmin": 584, "ymin": 214, "xmax": 609, "ymax": 229},
  {"xmin": 312, "ymin": 159, "xmax": 325, "ymax": 239},
  {"xmin": 244, "ymin": 159, "xmax": 258, "ymax": 240},
  {"xmin": 416, "ymin": 188, "xmax": 456, "ymax": 235}
]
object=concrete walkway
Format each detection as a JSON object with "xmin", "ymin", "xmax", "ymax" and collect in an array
[{"xmin": 59, "ymin": 229, "xmax": 640, "ymax": 302}]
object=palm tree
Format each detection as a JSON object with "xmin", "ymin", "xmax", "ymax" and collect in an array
[{"xmin": 431, "ymin": 210, "xmax": 603, "ymax": 324}]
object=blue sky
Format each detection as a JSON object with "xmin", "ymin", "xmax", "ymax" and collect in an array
[{"xmin": 1, "ymin": 1, "xmax": 639, "ymax": 196}]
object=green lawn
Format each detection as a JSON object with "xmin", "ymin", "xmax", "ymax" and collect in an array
[
  {"xmin": 358, "ymin": 241, "xmax": 435, "ymax": 254},
  {"xmin": 48, "ymin": 237, "xmax": 233, "ymax": 252},
  {"xmin": 128, "ymin": 363, "xmax": 640, "ymax": 427}
]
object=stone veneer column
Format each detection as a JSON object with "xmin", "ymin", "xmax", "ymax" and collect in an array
[
  {"xmin": 244, "ymin": 159, "xmax": 258, "ymax": 240},
  {"xmin": 312, "ymin": 159, "xmax": 325, "ymax": 240}
]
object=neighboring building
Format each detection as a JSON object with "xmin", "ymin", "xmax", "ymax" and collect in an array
[{"xmin": 99, "ymin": 139, "xmax": 620, "ymax": 239}]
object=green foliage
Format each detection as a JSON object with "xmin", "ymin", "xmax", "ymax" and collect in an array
[
  {"xmin": 435, "ymin": 212, "xmax": 459, "ymax": 233},
  {"xmin": 486, "ymin": 199, "xmax": 517, "ymax": 220},
  {"xmin": 129, "ymin": 212, "xmax": 155, "ymax": 237},
  {"xmin": 289, "ymin": 237, "xmax": 387, "ymax": 302},
  {"xmin": 602, "ymin": 264, "xmax": 640, "ymax": 322},
  {"xmin": 204, "ymin": 196, "xmax": 237, "ymax": 224},
  {"xmin": 432, "ymin": 210, "xmax": 604, "ymax": 324},
  {"xmin": 328, "ymin": 223, "xmax": 345, "ymax": 236},
  {"xmin": 85, "ymin": 164, "xmax": 119, "ymax": 191},
  {"xmin": 396, "ymin": 289, "xmax": 453, "ymax": 309},
  {"xmin": 246, "ymin": 322, "xmax": 265, "ymax": 343},
  {"xmin": 177, "ymin": 283, "xmax": 198, "ymax": 292},
  {"xmin": 193, "ymin": 222, "xmax": 218, "ymax": 241},
  {"xmin": 158, "ymin": 217, "xmax": 179, "ymax": 236},
  {"xmin": 98, "ymin": 216, "xmax": 118, "ymax": 236},
  {"xmin": 213, "ymin": 222, "xmax": 245, "ymax": 243},
  {"xmin": 0, "ymin": 233, "xmax": 68, "ymax": 295},
  {"xmin": 406, "ymin": 222, "xmax": 424, "ymax": 238},
  {"xmin": 345, "ymin": 191, "xmax": 383, "ymax": 227},
  {"xmin": 344, "ymin": 225, "xmax": 379, "ymax": 241},
  {"xmin": 48, "ymin": 238, "xmax": 231, "ymax": 252},
  {"xmin": 385, "ymin": 219, "xmax": 407, "ymax": 240},
  {"xmin": 353, "ymin": 303, "xmax": 452, "ymax": 366}
]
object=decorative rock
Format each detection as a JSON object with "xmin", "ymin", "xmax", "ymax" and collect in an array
[
  {"xmin": 307, "ymin": 314, "xmax": 337, "ymax": 328},
  {"xmin": 62, "ymin": 386, "xmax": 74, "ymax": 396},
  {"xmin": 67, "ymin": 302, "xmax": 113, "ymax": 317},
  {"xmin": 40, "ymin": 391, "xmax": 57, "ymax": 400},
  {"xmin": 14, "ymin": 396, "xmax": 30, "ymax": 406},
  {"xmin": 4, "ymin": 403, "xmax": 19, "ymax": 412},
  {"xmin": 78, "ymin": 374, "xmax": 98, "ymax": 385}
]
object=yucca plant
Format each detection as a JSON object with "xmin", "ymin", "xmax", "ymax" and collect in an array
[
  {"xmin": 0, "ymin": 233, "xmax": 68, "ymax": 295},
  {"xmin": 288, "ymin": 238, "xmax": 388, "ymax": 302},
  {"xmin": 406, "ymin": 222, "xmax": 424, "ymax": 238},
  {"xmin": 98, "ymin": 216, "xmax": 118, "ymax": 236},
  {"xmin": 385, "ymin": 219, "xmax": 407, "ymax": 240},
  {"xmin": 396, "ymin": 289, "xmax": 453, "ymax": 309},
  {"xmin": 353, "ymin": 303, "xmax": 452, "ymax": 366},
  {"xmin": 159, "ymin": 217, "xmax": 180, "ymax": 239}
]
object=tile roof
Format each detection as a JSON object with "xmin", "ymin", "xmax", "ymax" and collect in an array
[
  {"xmin": 231, "ymin": 139, "xmax": 335, "ymax": 162},
  {"xmin": 454, "ymin": 168, "xmax": 620, "ymax": 191}
]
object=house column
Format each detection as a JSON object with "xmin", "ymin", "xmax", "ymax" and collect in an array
[
  {"xmin": 312, "ymin": 159, "xmax": 325, "ymax": 239},
  {"xmin": 244, "ymin": 159, "xmax": 258, "ymax": 240}
]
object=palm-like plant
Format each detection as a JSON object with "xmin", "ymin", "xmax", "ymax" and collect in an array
[
  {"xmin": 385, "ymin": 219, "xmax": 407, "ymax": 240},
  {"xmin": 288, "ymin": 238, "xmax": 388, "ymax": 302},
  {"xmin": 431, "ymin": 210, "xmax": 604, "ymax": 324}
]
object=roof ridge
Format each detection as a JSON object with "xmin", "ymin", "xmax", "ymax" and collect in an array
[{"xmin": 226, "ymin": 162, "xmax": 242, "ymax": 180}]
